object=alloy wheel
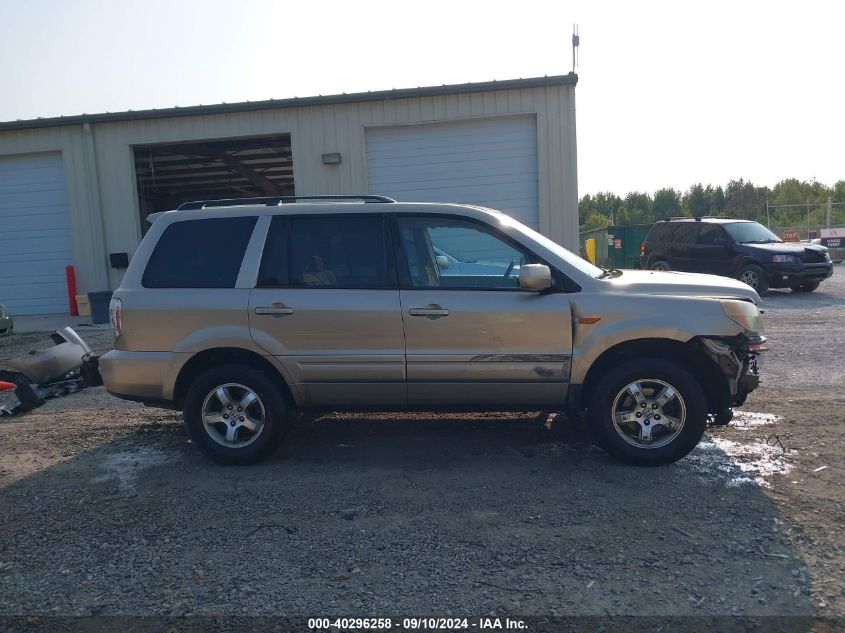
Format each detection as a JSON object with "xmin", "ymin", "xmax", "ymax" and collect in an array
[
  {"xmin": 611, "ymin": 379, "xmax": 687, "ymax": 449},
  {"xmin": 201, "ymin": 383, "xmax": 266, "ymax": 448},
  {"xmin": 739, "ymin": 269, "xmax": 759, "ymax": 289}
]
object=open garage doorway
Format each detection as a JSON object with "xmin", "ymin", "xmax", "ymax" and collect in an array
[{"xmin": 133, "ymin": 134, "xmax": 294, "ymax": 228}]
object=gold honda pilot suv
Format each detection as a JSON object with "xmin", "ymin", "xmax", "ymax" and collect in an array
[{"xmin": 100, "ymin": 195, "xmax": 766, "ymax": 466}]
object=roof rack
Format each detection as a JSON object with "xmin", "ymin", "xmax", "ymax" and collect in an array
[
  {"xmin": 661, "ymin": 215, "xmax": 717, "ymax": 221},
  {"xmin": 177, "ymin": 195, "xmax": 396, "ymax": 210}
]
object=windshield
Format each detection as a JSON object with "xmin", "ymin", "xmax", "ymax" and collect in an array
[
  {"xmin": 498, "ymin": 214, "xmax": 605, "ymax": 278},
  {"xmin": 724, "ymin": 222, "xmax": 782, "ymax": 244}
]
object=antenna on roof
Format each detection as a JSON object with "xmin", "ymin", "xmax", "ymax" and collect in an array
[{"xmin": 572, "ymin": 24, "xmax": 580, "ymax": 72}]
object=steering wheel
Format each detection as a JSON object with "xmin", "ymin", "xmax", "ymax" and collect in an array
[{"xmin": 503, "ymin": 259, "xmax": 516, "ymax": 278}]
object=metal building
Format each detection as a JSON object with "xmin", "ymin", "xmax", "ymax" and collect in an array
[{"xmin": 0, "ymin": 74, "xmax": 579, "ymax": 315}]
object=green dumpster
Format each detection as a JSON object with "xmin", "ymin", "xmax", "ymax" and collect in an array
[{"xmin": 605, "ymin": 224, "xmax": 652, "ymax": 269}]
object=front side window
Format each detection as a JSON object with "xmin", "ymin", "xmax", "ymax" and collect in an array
[
  {"xmin": 258, "ymin": 215, "xmax": 392, "ymax": 289},
  {"xmin": 397, "ymin": 216, "xmax": 533, "ymax": 289},
  {"xmin": 142, "ymin": 216, "xmax": 257, "ymax": 288}
]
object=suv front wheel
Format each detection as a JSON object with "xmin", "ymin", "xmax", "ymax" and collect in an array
[
  {"xmin": 588, "ymin": 359, "xmax": 707, "ymax": 466},
  {"xmin": 184, "ymin": 365, "xmax": 287, "ymax": 465},
  {"xmin": 738, "ymin": 264, "xmax": 769, "ymax": 294}
]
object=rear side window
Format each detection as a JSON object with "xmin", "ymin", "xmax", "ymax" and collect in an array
[
  {"xmin": 672, "ymin": 223, "xmax": 700, "ymax": 244},
  {"xmin": 647, "ymin": 223, "xmax": 674, "ymax": 242},
  {"xmin": 142, "ymin": 216, "xmax": 257, "ymax": 288},
  {"xmin": 258, "ymin": 215, "xmax": 393, "ymax": 289},
  {"xmin": 648, "ymin": 222, "xmax": 700, "ymax": 244}
]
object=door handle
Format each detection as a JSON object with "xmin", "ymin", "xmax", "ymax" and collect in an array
[
  {"xmin": 409, "ymin": 306, "xmax": 450, "ymax": 317},
  {"xmin": 255, "ymin": 304, "xmax": 294, "ymax": 317}
]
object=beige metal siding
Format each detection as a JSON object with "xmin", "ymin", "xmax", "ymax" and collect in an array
[{"xmin": 0, "ymin": 85, "xmax": 577, "ymax": 295}]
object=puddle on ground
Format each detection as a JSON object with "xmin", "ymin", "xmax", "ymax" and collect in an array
[
  {"xmin": 730, "ymin": 410, "xmax": 782, "ymax": 430},
  {"xmin": 92, "ymin": 446, "xmax": 174, "ymax": 497},
  {"xmin": 683, "ymin": 411, "xmax": 792, "ymax": 488}
]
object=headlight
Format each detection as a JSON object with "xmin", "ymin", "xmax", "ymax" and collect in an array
[
  {"xmin": 720, "ymin": 299, "xmax": 765, "ymax": 333},
  {"xmin": 771, "ymin": 254, "xmax": 800, "ymax": 264}
]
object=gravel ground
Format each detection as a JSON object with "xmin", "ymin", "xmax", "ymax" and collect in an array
[{"xmin": 0, "ymin": 269, "xmax": 843, "ymax": 621}]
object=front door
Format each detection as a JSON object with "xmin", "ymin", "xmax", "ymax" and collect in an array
[
  {"xmin": 691, "ymin": 223, "xmax": 733, "ymax": 276},
  {"xmin": 394, "ymin": 215, "xmax": 573, "ymax": 407},
  {"xmin": 249, "ymin": 214, "xmax": 406, "ymax": 406}
]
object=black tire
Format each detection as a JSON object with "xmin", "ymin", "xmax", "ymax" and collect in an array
[
  {"xmin": 650, "ymin": 260, "xmax": 671, "ymax": 271},
  {"xmin": 183, "ymin": 364, "xmax": 288, "ymax": 465},
  {"xmin": 790, "ymin": 281, "xmax": 820, "ymax": 293},
  {"xmin": 588, "ymin": 359, "xmax": 708, "ymax": 466},
  {"xmin": 737, "ymin": 264, "xmax": 769, "ymax": 294},
  {"xmin": 713, "ymin": 408, "xmax": 733, "ymax": 426}
]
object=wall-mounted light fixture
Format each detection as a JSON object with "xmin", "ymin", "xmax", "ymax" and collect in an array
[
  {"xmin": 109, "ymin": 252, "xmax": 129, "ymax": 269},
  {"xmin": 321, "ymin": 152, "xmax": 342, "ymax": 165}
]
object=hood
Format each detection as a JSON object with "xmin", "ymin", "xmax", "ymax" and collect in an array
[
  {"xmin": 607, "ymin": 270, "xmax": 762, "ymax": 305},
  {"xmin": 740, "ymin": 241, "xmax": 828, "ymax": 255}
]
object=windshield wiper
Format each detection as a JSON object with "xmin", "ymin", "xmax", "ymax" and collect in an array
[
  {"xmin": 597, "ymin": 267, "xmax": 624, "ymax": 279},
  {"xmin": 742, "ymin": 239, "xmax": 782, "ymax": 244}
]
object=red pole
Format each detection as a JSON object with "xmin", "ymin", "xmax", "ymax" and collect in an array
[{"xmin": 66, "ymin": 265, "xmax": 78, "ymax": 316}]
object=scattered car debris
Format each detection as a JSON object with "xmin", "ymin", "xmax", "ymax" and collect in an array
[
  {"xmin": 0, "ymin": 303, "xmax": 13, "ymax": 335},
  {"xmin": 0, "ymin": 327, "xmax": 101, "ymax": 417}
]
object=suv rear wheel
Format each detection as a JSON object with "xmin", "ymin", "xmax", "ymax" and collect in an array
[
  {"xmin": 588, "ymin": 359, "xmax": 707, "ymax": 466},
  {"xmin": 184, "ymin": 365, "xmax": 287, "ymax": 465},
  {"xmin": 650, "ymin": 260, "xmax": 671, "ymax": 271}
]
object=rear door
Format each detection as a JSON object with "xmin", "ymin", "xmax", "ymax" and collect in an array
[
  {"xmin": 249, "ymin": 214, "xmax": 406, "ymax": 406},
  {"xmin": 394, "ymin": 214, "xmax": 573, "ymax": 407},
  {"xmin": 667, "ymin": 223, "xmax": 701, "ymax": 271},
  {"xmin": 124, "ymin": 216, "xmax": 257, "ymax": 354}
]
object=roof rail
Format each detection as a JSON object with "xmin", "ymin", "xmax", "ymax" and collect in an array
[
  {"xmin": 662, "ymin": 215, "xmax": 717, "ymax": 221},
  {"xmin": 177, "ymin": 195, "xmax": 396, "ymax": 210}
]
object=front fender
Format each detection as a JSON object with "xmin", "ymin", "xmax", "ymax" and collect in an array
[
  {"xmin": 569, "ymin": 294, "xmax": 744, "ymax": 385},
  {"xmin": 731, "ymin": 254, "xmax": 763, "ymax": 276}
]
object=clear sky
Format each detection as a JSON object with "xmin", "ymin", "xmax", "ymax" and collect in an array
[{"xmin": 1, "ymin": 0, "xmax": 842, "ymax": 196}]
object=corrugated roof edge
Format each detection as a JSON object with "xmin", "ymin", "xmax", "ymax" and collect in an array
[{"xmin": 0, "ymin": 74, "xmax": 578, "ymax": 131}]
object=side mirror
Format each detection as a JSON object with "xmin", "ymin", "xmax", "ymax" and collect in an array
[
  {"xmin": 435, "ymin": 255, "xmax": 450, "ymax": 269},
  {"xmin": 519, "ymin": 264, "xmax": 553, "ymax": 292},
  {"xmin": 713, "ymin": 237, "xmax": 726, "ymax": 245}
]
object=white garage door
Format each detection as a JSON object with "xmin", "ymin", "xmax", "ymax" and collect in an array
[
  {"xmin": 0, "ymin": 153, "xmax": 74, "ymax": 315},
  {"xmin": 366, "ymin": 115, "xmax": 539, "ymax": 229}
]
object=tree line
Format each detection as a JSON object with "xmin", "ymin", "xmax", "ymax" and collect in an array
[{"xmin": 579, "ymin": 179, "xmax": 845, "ymax": 232}]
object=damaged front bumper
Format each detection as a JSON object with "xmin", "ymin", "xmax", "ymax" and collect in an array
[
  {"xmin": 700, "ymin": 333, "xmax": 766, "ymax": 407},
  {"xmin": 0, "ymin": 327, "xmax": 102, "ymax": 417}
]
